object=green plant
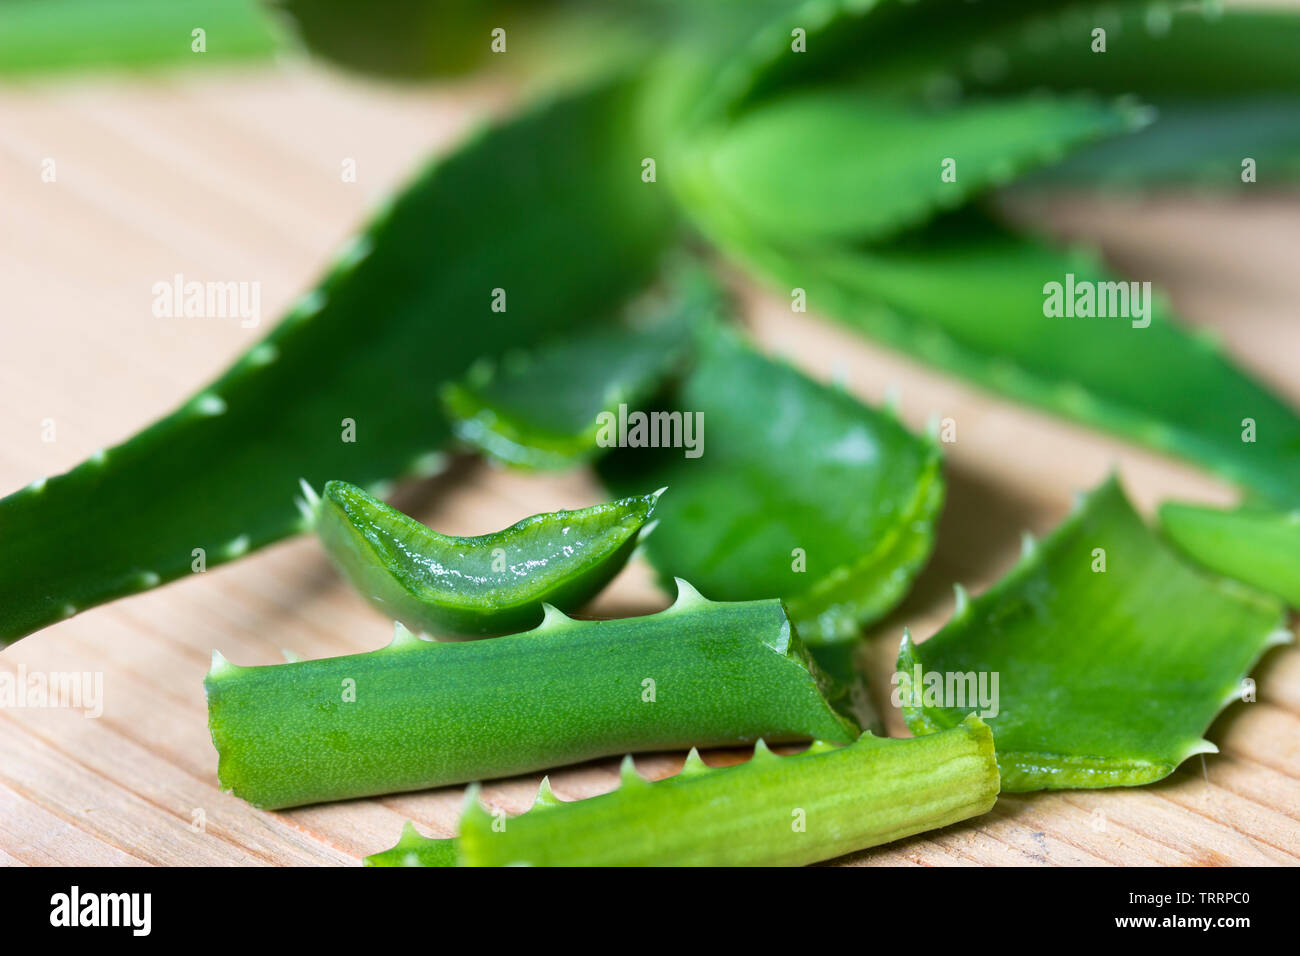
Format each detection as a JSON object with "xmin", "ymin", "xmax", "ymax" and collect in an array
[
  {"xmin": 1160, "ymin": 502, "xmax": 1300, "ymax": 607},
  {"xmin": 898, "ymin": 476, "xmax": 1289, "ymax": 792},
  {"xmin": 206, "ymin": 581, "xmax": 859, "ymax": 808},
  {"xmin": 0, "ymin": 79, "xmax": 672, "ymax": 644},
  {"xmin": 367, "ymin": 714, "xmax": 999, "ymax": 867},
  {"xmin": 599, "ymin": 322, "xmax": 944, "ymax": 646},
  {"xmin": 440, "ymin": 272, "xmax": 702, "ymax": 471},
  {"xmin": 312, "ymin": 481, "xmax": 660, "ymax": 635}
]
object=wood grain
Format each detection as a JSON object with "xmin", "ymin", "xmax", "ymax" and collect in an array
[{"xmin": 1, "ymin": 63, "xmax": 1296, "ymax": 867}]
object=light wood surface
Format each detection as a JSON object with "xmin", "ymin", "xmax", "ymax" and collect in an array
[{"xmin": 1, "ymin": 62, "xmax": 1297, "ymax": 866}]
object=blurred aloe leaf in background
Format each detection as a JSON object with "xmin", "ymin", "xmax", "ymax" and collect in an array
[
  {"xmin": 0, "ymin": 0, "xmax": 284, "ymax": 74},
  {"xmin": 653, "ymin": 0, "xmax": 1300, "ymax": 506},
  {"xmin": 0, "ymin": 78, "xmax": 674, "ymax": 643}
]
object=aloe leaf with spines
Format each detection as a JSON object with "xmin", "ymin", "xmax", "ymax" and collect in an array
[
  {"xmin": 205, "ymin": 580, "xmax": 860, "ymax": 809},
  {"xmin": 365, "ymin": 715, "xmax": 1000, "ymax": 867},
  {"xmin": 1159, "ymin": 502, "xmax": 1300, "ymax": 607},
  {"xmin": 682, "ymin": 89, "xmax": 1150, "ymax": 247},
  {"xmin": 0, "ymin": 80, "xmax": 674, "ymax": 644},
  {"xmin": 898, "ymin": 476, "xmax": 1290, "ymax": 793},
  {"xmin": 599, "ymin": 322, "xmax": 944, "ymax": 646},
  {"xmin": 739, "ymin": 211, "xmax": 1300, "ymax": 506},
  {"xmin": 891, "ymin": 6, "xmax": 1300, "ymax": 188},
  {"xmin": 656, "ymin": 0, "xmax": 1300, "ymax": 506},
  {"xmin": 440, "ymin": 269, "xmax": 709, "ymax": 471},
  {"xmin": 311, "ymin": 481, "xmax": 662, "ymax": 636}
]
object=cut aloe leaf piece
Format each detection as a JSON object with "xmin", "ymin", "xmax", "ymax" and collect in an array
[
  {"xmin": 0, "ymin": 80, "xmax": 674, "ymax": 645},
  {"xmin": 206, "ymin": 581, "xmax": 860, "ymax": 809},
  {"xmin": 742, "ymin": 211, "xmax": 1300, "ymax": 506},
  {"xmin": 312, "ymin": 481, "xmax": 660, "ymax": 637},
  {"xmin": 684, "ymin": 88, "xmax": 1147, "ymax": 246},
  {"xmin": 1160, "ymin": 502, "xmax": 1300, "ymax": 607},
  {"xmin": 598, "ymin": 323, "xmax": 944, "ymax": 645},
  {"xmin": 899, "ymin": 476, "xmax": 1290, "ymax": 793},
  {"xmin": 0, "ymin": 0, "xmax": 283, "ymax": 75},
  {"xmin": 440, "ymin": 270, "xmax": 710, "ymax": 471},
  {"xmin": 365, "ymin": 821, "xmax": 460, "ymax": 867},
  {"xmin": 366, "ymin": 715, "xmax": 999, "ymax": 867}
]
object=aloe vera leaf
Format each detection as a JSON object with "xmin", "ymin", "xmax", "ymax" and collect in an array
[
  {"xmin": 881, "ymin": 7, "xmax": 1300, "ymax": 188},
  {"xmin": 365, "ymin": 821, "xmax": 460, "ymax": 867},
  {"xmin": 368, "ymin": 714, "xmax": 999, "ymax": 867},
  {"xmin": 597, "ymin": 323, "xmax": 945, "ymax": 646},
  {"xmin": 740, "ymin": 210, "xmax": 1300, "ymax": 507},
  {"xmin": 917, "ymin": 7, "xmax": 1300, "ymax": 101},
  {"xmin": 1159, "ymin": 502, "xmax": 1300, "ymax": 607},
  {"xmin": 274, "ymin": 0, "xmax": 530, "ymax": 79},
  {"xmin": 205, "ymin": 581, "xmax": 860, "ymax": 809},
  {"xmin": 440, "ymin": 274, "xmax": 706, "ymax": 471},
  {"xmin": 0, "ymin": 81, "xmax": 674, "ymax": 645},
  {"xmin": 683, "ymin": 89, "xmax": 1148, "ymax": 246},
  {"xmin": 1016, "ymin": 98, "xmax": 1300, "ymax": 189},
  {"xmin": 898, "ymin": 476, "xmax": 1290, "ymax": 793},
  {"xmin": 0, "ymin": 0, "xmax": 283, "ymax": 74},
  {"xmin": 312, "ymin": 481, "xmax": 661, "ymax": 637}
]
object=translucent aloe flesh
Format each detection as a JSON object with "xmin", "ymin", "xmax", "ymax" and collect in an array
[
  {"xmin": 313, "ymin": 481, "xmax": 660, "ymax": 636},
  {"xmin": 440, "ymin": 276, "xmax": 703, "ymax": 471},
  {"xmin": 1160, "ymin": 503, "xmax": 1300, "ymax": 607},
  {"xmin": 366, "ymin": 715, "xmax": 999, "ymax": 867},
  {"xmin": 206, "ymin": 582, "xmax": 860, "ymax": 809},
  {"xmin": 0, "ymin": 81, "xmax": 673, "ymax": 644},
  {"xmin": 600, "ymin": 323, "xmax": 944, "ymax": 645},
  {"xmin": 899, "ymin": 477, "xmax": 1290, "ymax": 792}
]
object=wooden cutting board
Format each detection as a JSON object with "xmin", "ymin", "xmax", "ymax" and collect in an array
[{"xmin": 1, "ymin": 63, "xmax": 1296, "ymax": 866}]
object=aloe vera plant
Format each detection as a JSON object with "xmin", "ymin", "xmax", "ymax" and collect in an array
[
  {"xmin": 658, "ymin": 0, "xmax": 1300, "ymax": 506},
  {"xmin": 366, "ymin": 714, "xmax": 999, "ymax": 867},
  {"xmin": 0, "ymin": 80, "xmax": 673, "ymax": 644},
  {"xmin": 206, "ymin": 581, "xmax": 859, "ymax": 808},
  {"xmin": 312, "ymin": 481, "xmax": 661, "ymax": 636},
  {"xmin": 600, "ymin": 322, "xmax": 945, "ymax": 645},
  {"xmin": 899, "ymin": 476, "xmax": 1290, "ymax": 792},
  {"xmin": 1160, "ymin": 502, "xmax": 1300, "ymax": 607},
  {"xmin": 440, "ymin": 273, "xmax": 704, "ymax": 471}
]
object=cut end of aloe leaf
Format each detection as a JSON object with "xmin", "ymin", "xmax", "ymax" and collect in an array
[
  {"xmin": 313, "ymin": 480, "xmax": 659, "ymax": 637},
  {"xmin": 206, "ymin": 593, "xmax": 860, "ymax": 809}
]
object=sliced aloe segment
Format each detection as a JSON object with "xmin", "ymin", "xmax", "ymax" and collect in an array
[
  {"xmin": 367, "ymin": 715, "xmax": 999, "ymax": 867},
  {"xmin": 440, "ymin": 272, "xmax": 709, "ymax": 470},
  {"xmin": 899, "ymin": 476, "xmax": 1289, "ymax": 792},
  {"xmin": 598, "ymin": 324, "xmax": 944, "ymax": 645},
  {"xmin": 312, "ymin": 481, "xmax": 660, "ymax": 636},
  {"xmin": 206, "ymin": 581, "xmax": 860, "ymax": 809},
  {"xmin": 0, "ymin": 80, "xmax": 674, "ymax": 645},
  {"xmin": 1160, "ymin": 502, "xmax": 1300, "ymax": 607}
]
